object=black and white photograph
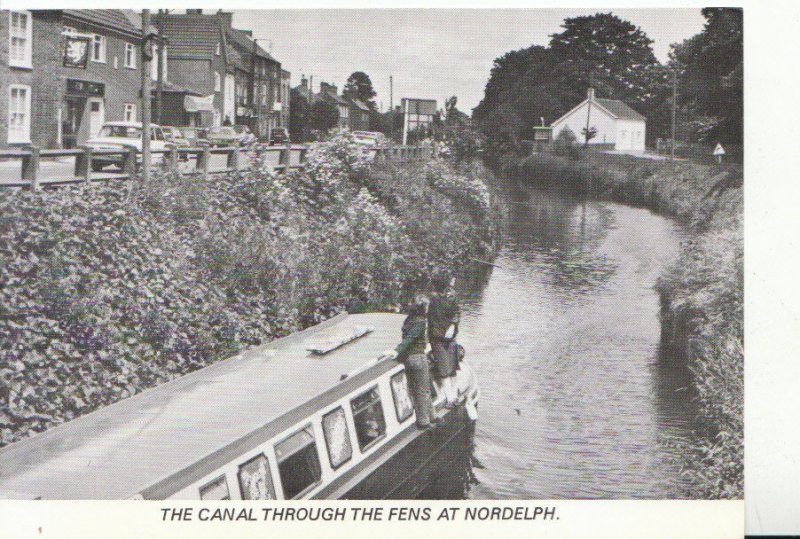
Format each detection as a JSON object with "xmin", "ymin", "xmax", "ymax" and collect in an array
[{"xmin": 0, "ymin": 3, "xmax": 754, "ymax": 534}]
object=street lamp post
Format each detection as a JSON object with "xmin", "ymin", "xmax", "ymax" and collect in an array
[{"xmin": 141, "ymin": 9, "xmax": 152, "ymax": 182}]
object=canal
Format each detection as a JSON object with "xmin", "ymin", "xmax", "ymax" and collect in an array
[{"xmin": 442, "ymin": 180, "xmax": 696, "ymax": 499}]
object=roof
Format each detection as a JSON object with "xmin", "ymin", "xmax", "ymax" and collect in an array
[
  {"xmin": 154, "ymin": 13, "xmax": 224, "ymax": 59},
  {"xmin": 348, "ymin": 98, "xmax": 371, "ymax": 112},
  {"xmin": 318, "ymin": 92, "xmax": 351, "ymax": 107},
  {"xmin": 551, "ymin": 96, "xmax": 646, "ymax": 127},
  {"xmin": 227, "ymin": 28, "xmax": 278, "ymax": 64},
  {"xmin": 595, "ymin": 98, "xmax": 646, "ymax": 121},
  {"xmin": 0, "ymin": 313, "xmax": 405, "ymax": 499},
  {"xmin": 63, "ymin": 10, "xmax": 145, "ymax": 37}
]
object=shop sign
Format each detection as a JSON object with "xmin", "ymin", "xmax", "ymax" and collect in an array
[{"xmin": 66, "ymin": 79, "xmax": 105, "ymax": 97}]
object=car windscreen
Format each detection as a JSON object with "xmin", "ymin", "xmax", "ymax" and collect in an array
[{"xmin": 98, "ymin": 126, "xmax": 141, "ymax": 139}]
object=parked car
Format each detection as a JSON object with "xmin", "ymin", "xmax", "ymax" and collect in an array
[
  {"xmin": 270, "ymin": 127, "xmax": 290, "ymax": 145},
  {"xmin": 86, "ymin": 122, "xmax": 168, "ymax": 171},
  {"xmin": 352, "ymin": 131, "xmax": 382, "ymax": 147},
  {"xmin": 162, "ymin": 126, "xmax": 191, "ymax": 148},
  {"xmin": 206, "ymin": 126, "xmax": 239, "ymax": 147},
  {"xmin": 232, "ymin": 125, "xmax": 256, "ymax": 146},
  {"xmin": 180, "ymin": 127, "xmax": 209, "ymax": 147}
]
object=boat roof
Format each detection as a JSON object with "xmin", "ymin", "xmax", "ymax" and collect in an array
[{"xmin": 0, "ymin": 312, "xmax": 404, "ymax": 499}]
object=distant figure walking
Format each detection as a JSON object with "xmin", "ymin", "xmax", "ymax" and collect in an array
[{"xmin": 428, "ymin": 273, "xmax": 461, "ymax": 407}]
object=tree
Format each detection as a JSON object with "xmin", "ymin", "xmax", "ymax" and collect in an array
[
  {"xmin": 671, "ymin": 8, "xmax": 742, "ymax": 143},
  {"xmin": 310, "ymin": 100, "xmax": 340, "ymax": 132},
  {"xmin": 342, "ymin": 71, "xmax": 377, "ymax": 110},
  {"xmin": 289, "ymin": 88, "xmax": 310, "ymax": 142}
]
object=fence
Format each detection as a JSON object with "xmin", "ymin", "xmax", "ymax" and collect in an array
[{"xmin": 0, "ymin": 143, "xmax": 433, "ymax": 190}]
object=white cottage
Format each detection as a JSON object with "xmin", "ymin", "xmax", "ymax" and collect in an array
[{"xmin": 551, "ymin": 88, "xmax": 647, "ymax": 152}]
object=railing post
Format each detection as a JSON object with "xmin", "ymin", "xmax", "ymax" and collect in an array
[
  {"xmin": 197, "ymin": 144, "xmax": 210, "ymax": 180},
  {"xmin": 168, "ymin": 146, "xmax": 179, "ymax": 172},
  {"xmin": 298, "ymin": 147, "xmax": 307, "ymax": 166},
  {"xmin": 22, "ymin": 146, "xmax": 41, "ymax": 190},
  {"xmin": 279, "ymin": 144, "xmax": 291, "ymax": 172},
  {"xmin": 75, "ymin": 146, "xmax": 92, "ymax": 183},
  {"xmin": 226, "ymin": 147, "xmax": 240, "ymax": 171},
  {"xmin": 123, "ymin": 145, "xmax": 137, "ymax": 179}
]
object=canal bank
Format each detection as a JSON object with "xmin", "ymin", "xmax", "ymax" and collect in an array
[{"xmin": 498, "ymin": 151, "xmax": 743, "ymax": 499}]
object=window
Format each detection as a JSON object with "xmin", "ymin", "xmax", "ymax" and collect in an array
[
  {"xmin": 113, "ymin": 56, "xmax": 118, "ymax": 69},
  {"xmin": 8, "ymin": 85, "xmax": 31, "ymax": 144},
  {"xmin": 275, "ymin": 426, "xmax": 322, "ymax": 499},
  {"xmin": 322, "ymin": 407, "xmax": 353, "ymax": 469},
  {"xmin": 214, "ymin": 72, "xmax": 221, "ymax": 92},
  {"xmin": 237, "ymin": 454, "xmax": 276, "ymax": 500},
  {"xmin": 152, "ymin": 127, "xmax": 164, "ymax": 141},
  {"xmin": 124, "ymin": 43, "xmax": 136, "ymax": 69},
  {"xmin": 91, "ymin": 34, "xmax": 106, "ymax": 63},
  {"xmin": 215, "ymin": 42, "xmax": 221, "ymax": 56},
  {"xmin": 199, "ymin": 475, "xmax": 230, "ymax": 500},
  {"xmin": 390, "ymin": 371, "xmax": 414, "ymax": 423},
  {"xmin": 350, "ymin": 387, "xmax": 386, "ymax": 451},
  {"xmin": 9, "ymin": 11, "xmax": 33, "ymax": 68},
  {"xmin": 124, "ymin": 103, "xmax": 136, "ymax": 122}
]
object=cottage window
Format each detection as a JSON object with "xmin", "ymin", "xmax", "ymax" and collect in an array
[
  {"xmin": 9, "ymin": 11, "xmax": 33, "ymax": 69},
  {"xmin": 8, "ymin": 85, "xmax": 32, "ymax": 144},
  {"xmin": 124, "ymin": 43, "xmax": 136, "ymax": 69},
  {"xmin": 214, "ymin": 72, "xmax": 221, "ymax": 92},
  {"xmin": 124, "ymin": 103, "xmax": 136, "ymax": 122},
  {"xmin": 91, "ymin": 34, "xmax": 106, "ymax": 63}
]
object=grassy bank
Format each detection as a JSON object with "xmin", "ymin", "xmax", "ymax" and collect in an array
[
  {"xmin": 0, "ymin": 134, "xmax": 499, "ymax": 447},
  {"xmin": 509, "ymin": 151, "xmax": 743, "ymax": 499}
]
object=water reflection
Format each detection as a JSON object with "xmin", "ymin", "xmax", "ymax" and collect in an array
[{"xmin": 439, "ymin": 181, "xmax": 695, "ymax": 499}]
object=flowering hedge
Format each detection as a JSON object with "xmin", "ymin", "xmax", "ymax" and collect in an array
[{"xmin": 0, "ymin": 133, "xmax": 497, "ymax": 446}]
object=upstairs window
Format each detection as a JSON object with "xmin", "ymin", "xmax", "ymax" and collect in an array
[
  {"xmin": 91, "ymin": 34, "xmax": 106, "ymax": 63},
  {"xmin": 214, "ymin": 72, "xmax": 221, "ymax": 92},
  {"xmin": 8, "ymin": 85, "xmax": 31, "ymax": 144},
  {"xmin": 350, "ymin": 387, "xmax": 386, "ymax": 451},
  {"xmin": 9, "ymin": 11, "xmax": 33, "ymax": 68},
  {"xmin": 124, "ymin": 43, "xmax": 136, "ymax": 69},
  {"xmin": 275, "ymin": 426, "xmax": 322, "ymax": 499}
]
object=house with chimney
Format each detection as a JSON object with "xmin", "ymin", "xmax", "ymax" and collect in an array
[
  {"xmin": 317, "ymin": 82, "xmax": 350, "ymax": 129},
  {"xmin": 155, "ymin": 10, "xmax": 285, "ymax": 139},
  {"xmin": 550, "ymin": 88, "xmax": 646, "ymax": 152}
]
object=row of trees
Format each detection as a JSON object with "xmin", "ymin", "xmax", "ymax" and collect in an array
[{"xmin": 472, "ymin": 9, "xmax": 743, "ymax": 157}]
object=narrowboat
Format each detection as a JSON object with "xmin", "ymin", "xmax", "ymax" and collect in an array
[{"xmin": 0, "ymin": 312, "xmax": 480, "ymax": 500}]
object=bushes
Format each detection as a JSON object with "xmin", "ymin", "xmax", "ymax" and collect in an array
[{"xmin": 0, "ymin": 133, "xmax": 497, "ymax": 447}]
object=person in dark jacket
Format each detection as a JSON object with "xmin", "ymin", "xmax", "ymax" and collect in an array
[
  {"xmin": 379, "ymin": 298, "xmax": 437, "ymax": 429},
  {"xmin": 428, "ymin": 273, "xmax": 460, "ymax": 407}
]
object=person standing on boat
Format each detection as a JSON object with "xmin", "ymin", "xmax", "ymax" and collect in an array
[
  {"xmin": 379, "ymin": 297, "xmax": 437, "ymax": 429},
  {"xmin": 428, "ymin": 273, "xmax": 460, "ymax": 407}
]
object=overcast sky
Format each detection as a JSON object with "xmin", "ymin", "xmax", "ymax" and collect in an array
[{"xmin": 232, "ymin": 9, "xmax": 706, "ymax": 114}]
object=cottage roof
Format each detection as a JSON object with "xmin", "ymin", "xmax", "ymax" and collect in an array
[
  {"xmin": 63, "ymin": 10, "xmax": 146, "ymax": 37},
  {"xmin": 595, "ymin": 98, "xmax": 646, "ymax": 121},
  {"xmin": 318, "ymin": 91, "xmax": 351, "ymax": 107},
  {"xmin": 348, "ymin": 98, "xmax": 371, "ymax": 112},
  {"xmin": 227, "ymin": 28, "xmax": 278, "ymax": 63},
  {"xmin": 153, "ymin": 13, "xmax": 225, "ymax": 59}
]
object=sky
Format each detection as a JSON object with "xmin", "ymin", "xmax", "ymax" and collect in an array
[{"xmin": 233, "ymin": 9, "xmax": 706, "ymax": 114}]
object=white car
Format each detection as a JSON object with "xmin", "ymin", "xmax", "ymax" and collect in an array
[
  {"xmin": 86, "ymin": 121, "xmax": 168, "ymax": 171},
  {"xmin": 351, "ymin": 131, "xmax": 383, "ymax": 147}
]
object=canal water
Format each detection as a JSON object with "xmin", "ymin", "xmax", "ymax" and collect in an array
[{"xmin": 445, "ymin": 181, "xmax": 696, "ymax": 499}]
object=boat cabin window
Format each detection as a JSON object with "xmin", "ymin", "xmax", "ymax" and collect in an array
[
  {"xmin": 275, "ymin": 426, "xmax": 322, "ymax": 499},
  {"xmin": 350, "ymin": 387, "xmax": 386, "ymax": 451},
  {"xmin": 199, "ymin": 474, "xmax": 230, "ymax": 500},
  {"xmin": 237, "ymin": 453, "xmax": 276, "ymax": 500},
  {"xmin": 390, "ymin": 371, "xmax": 414, "ymax": 423},
  {"xmin": 322, "ymin": 406, "xmax": 353, "ymax": 469}
]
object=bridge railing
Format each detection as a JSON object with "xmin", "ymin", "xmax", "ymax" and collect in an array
[{"xmin": 0, "ymin": 142, "xmax": 435, "ymax": 190}]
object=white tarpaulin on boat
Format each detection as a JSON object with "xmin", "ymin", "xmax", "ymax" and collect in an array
[{"xmin": 184, "ymin": 95, "xmax": 215, "ymax": 113}]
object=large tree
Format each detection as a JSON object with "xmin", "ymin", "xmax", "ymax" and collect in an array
[
  {"xmin": 342, "ymin": 71, "xmax": 377, "ymax": 110},
  {"xmin": 672, "ymin": 8, "xmax": 743, "ymax": 143}
]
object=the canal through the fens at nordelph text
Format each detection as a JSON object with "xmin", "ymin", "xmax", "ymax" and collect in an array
[{"xmin": 436, "ymin": 179, "xmax": 696, "ymax": 499}]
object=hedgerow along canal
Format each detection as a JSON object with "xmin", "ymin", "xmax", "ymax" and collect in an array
[{"xmin": 444, "ymin": 181, "xmax": 696, "ymax": 499}]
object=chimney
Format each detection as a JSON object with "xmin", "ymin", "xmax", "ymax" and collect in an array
[
  {"xmin": 186, "ymin": 9, "xmax": 202, "ymax": 14},
  {"xmin": 587, "ymin": 87, "xmax": 595, "ymax": 101},
  {"xmin": 217, "ymin": 10, "xmax": 233, "ymax": 29},
  {"xmin": 300, "ymin": 76, "xmax": 308, "ymax": 89},
  {"xmin": 320, "ymin": 82, "xmax": 338, "ymax": 96}
]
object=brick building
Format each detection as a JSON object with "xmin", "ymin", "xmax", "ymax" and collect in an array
[{"xmin": 1, "ymin": 9, "xmax": 160, "ymax": 149}]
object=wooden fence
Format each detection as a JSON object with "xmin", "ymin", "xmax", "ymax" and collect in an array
[{"xmin": 0, "ymin": 143, "xmax": 433, "ymax": 190}]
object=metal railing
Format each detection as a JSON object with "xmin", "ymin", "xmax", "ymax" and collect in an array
[{"xmin": 0, "ymin": 143, "xmax": 434, "ymax": 190}]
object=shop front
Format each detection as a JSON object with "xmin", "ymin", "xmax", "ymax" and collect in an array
[{"xmin": 62, "ymin": 79, "xmax": 105, "ymax": 149}]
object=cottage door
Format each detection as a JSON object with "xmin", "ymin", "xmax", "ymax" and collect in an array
[{"xmin": 88, "ymin": 98, "xmax": 105, "ymax": 138}]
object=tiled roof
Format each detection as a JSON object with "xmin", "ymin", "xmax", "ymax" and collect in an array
[
  {"xmin": 595, "ymin": 98, "xmax": 646, "ymax": 121},
  {"xmin": 227, "ymin": 28, "xmax": 278, "ymax": 63},
  {"xmin": 153, "ymin": 13, "xmax": 223, "ymax": 58},
  {"xmin": 348, "ymin": 98, "xmax": 371, "ymax": 111},
  {"xmin": 318, "ymin": 92, "xmax": 350, "ymax": 107},
  {"xmin": 63, "ymin": 10, "xmax": 142, "ymax": 36}
]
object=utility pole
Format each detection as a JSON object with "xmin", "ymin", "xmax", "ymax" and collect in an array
[
  {"xmin": 155, "ymin": 11, "xmax": 163, "ymax": 125},
  {"xmin": 671, "ymin": 67, "xmax": 678, "ymax": 160},
  {"xmin": 584, "ymin": 71, "xmax": 593, "ymax": 146},
  {"xmin": 389, "ymin": 75, "xmax": 393, "ymax": 111},
  {"xmin": 252, "ymin": 38, "xmax": 260, "ymax": 139},
  {"xmin": 141, "ymin": 9, "xmax": 152, "ymax": 182}
]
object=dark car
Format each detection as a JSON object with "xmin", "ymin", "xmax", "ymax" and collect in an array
[{"xmin": 270, "ymin": 127, "xmax": 290, "ymax": 145}]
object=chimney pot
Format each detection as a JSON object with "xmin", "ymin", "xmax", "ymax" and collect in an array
[{"xmin": 587, "ymin": 87, "xmax": 595, "ymax": 100}]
